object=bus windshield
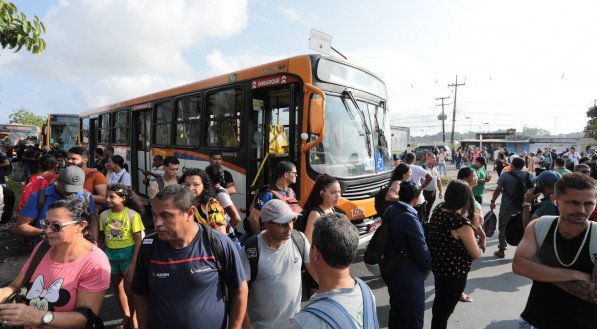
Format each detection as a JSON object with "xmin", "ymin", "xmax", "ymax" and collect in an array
[
  {"xmin": 310, "ymin": 94, "xmax": 392, "ymax": 178},
  {"xmin": 50, "ymin": 122, "xmax": 78, "ymax": 150}
]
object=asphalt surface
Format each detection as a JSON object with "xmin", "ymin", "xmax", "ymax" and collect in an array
[{"xmin": 98, "ymin": 165, "xmax": 533, "ymax": 329}]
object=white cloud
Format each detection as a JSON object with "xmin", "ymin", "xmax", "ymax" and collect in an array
[
  {"xmin": 8, "ymin": 0, "xmax": 249, "ymax": 107},
  {"xmin": 204, "ymin": 49, "xmax": 288, "ymax": 76},
  {"xmin": 278, "ymin": 6, "xmax": 317, "ymax": 25}
]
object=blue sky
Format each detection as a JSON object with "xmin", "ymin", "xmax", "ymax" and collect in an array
[{"xmin": 2, "ymin": 0, "xmax": 596, "ymax": 136}]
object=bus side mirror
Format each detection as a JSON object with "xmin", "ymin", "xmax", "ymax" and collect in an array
[{"xmin": 309, "ymin": 97, "xmax": 324, "ymax": 135}]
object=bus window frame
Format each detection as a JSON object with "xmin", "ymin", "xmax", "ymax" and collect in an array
[
  {"xmin": 173, "ymin": 92, "xmax": 203, "ymax": 148},
  {"xmin": 111, "ymin": 108, "xmax": 130, "ymax": 145},
  {"xmin": 98, "ymin": 112, "xmax": 111, "ymax": 145},
  {"xmin": 203, "ymin": 85, "xmax": 244, "ymax": 151},
  {"xmin": 153, "ymin": 98, "xmax": 176, "ymax": 147}
]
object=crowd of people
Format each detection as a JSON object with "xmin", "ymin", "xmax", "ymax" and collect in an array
[
  {"xmin": 378, "ymin": 144, "xmax": 597, "ymax": 329},
  {"xmin": 0, "ymin": 145, "xmax": 378, "ymax": 329},
  {"xmin": 0, "ymin": 141, "xmax": 596, "ymax": 329}
]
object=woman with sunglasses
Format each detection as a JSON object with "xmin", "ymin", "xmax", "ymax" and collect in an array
[
  {"xmin": 426, "ymin": 180, "xmax": 483, "ymax": 329},
  {"xmin": 0, "ymin": 198, "xmax": 110, "ymax": 328}
]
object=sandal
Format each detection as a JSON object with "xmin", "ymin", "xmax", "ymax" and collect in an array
[
  {"xmin": 116, "ymin": 316, "xmax": 131, "ymax": 329},
  {"xmin": 459, "ymin": 293, "xmax": 473, "ymax": 302}
]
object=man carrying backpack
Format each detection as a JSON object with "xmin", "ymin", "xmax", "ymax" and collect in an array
[
  {"xmin": 489, "ymin": 157, "xmax": 534, "ymax": 258},
  {"xmin": 513, "ymin": 173, "xmax": 597, "ymax": 329},
  {"xmin": 286, "ymin": 213, "xmax": 379, "ymax": 329},
  {"xmin": 241, "ymin": 199, "xmax": 316, "ymax": 329},
  {"xmin": 247, "ymin": 161, "xmax": 300, "ymax": 236},
  {"xmin": 13, "ymin": 166, "xmax": 98, "ymax": 245}
]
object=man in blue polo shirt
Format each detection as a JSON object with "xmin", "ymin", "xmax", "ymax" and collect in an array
[{"xmin": 14, "ymin": 165, "xmax": 98, "ymax": 244}]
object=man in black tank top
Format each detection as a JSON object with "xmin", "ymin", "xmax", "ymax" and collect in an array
[{"xmin": 512, "ymin": 173, "xmax": 597, "ymax": 329}]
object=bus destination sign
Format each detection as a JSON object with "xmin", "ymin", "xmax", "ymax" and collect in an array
[{"xmin": 251, "ymin": 75, "xmax": 298, "ymax": 89}]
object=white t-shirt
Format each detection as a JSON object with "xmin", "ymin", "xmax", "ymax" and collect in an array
[
  {"xmin": 410, "ymin": 164, "xmax": 428, "ymax": 205},
  {"xmin": 241, "ymin": 232, "xmax": 310, "ymax": 329},
  {"xmin": 108, "ymin": 169, "xmax": 131, "ymax": 187},
  {"xmin": 437, "ymin": 153, "xmax": 446, "ymax": 164},
  {"xmin": 422, "ymin": 165, "xmax": 440, "ymax": 191}
]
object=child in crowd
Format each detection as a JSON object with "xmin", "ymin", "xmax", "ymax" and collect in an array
[{"xmin": 98, "ymin": 184, "xmax": 145, "ymax": 329}]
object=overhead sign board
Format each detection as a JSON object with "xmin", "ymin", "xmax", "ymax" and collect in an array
[
  {"xmin": 251, "ymin": 75, "xmax": 298, "ymax": 89},
  {"xmin": 309, "ymin": 28, "xmax": 332, "ymax": 55}
]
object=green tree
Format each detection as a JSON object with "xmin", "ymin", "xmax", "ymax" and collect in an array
[
  {"xmin": 586, "ymin": 105, "xmax": 597, "ymax": 139},
  {"xmin": 9, "ymin": 107, "xmax": 45, "ymax": 127},
  {"xmin": 0, "ymin": 0, "xmax": 46, "ymax": 53}
]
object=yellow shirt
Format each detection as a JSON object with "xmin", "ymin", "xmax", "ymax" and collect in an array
[{"xmin": 99, "ymin": 207, "xmax": 145, "ymax": 249}]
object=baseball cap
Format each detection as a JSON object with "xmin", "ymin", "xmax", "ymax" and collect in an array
[
  {"xmin": 59, "ymin": 166, "xmax": 85, "ymax": 193},
  {"xmin": 534, "ymin": 170, "xmax": 561, "ymax": 186},
  {"xmin": 261, "ymin": 199, "xmax": 299, "ymax": 224}
]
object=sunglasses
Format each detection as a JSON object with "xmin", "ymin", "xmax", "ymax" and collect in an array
[{"xmin": 40, "ymin": 219, "xmax": 80, "ymax": 232}]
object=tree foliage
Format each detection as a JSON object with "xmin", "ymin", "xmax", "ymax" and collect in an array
[
  {"xmin": 0, "ymin": 0, "xmax": 46, "ymax": 54},
  {"xmin": 9, "ymin": 107, "xmax": 45, "ymax": 127},
  {"xmin": 586, "ymin": 105, "xmax": 597, "ymax": 139}
]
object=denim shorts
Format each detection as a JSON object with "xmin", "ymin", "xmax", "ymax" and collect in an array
[{"xmin": 104, "ymin": 245, "xmax": 134, "ymax": 275}]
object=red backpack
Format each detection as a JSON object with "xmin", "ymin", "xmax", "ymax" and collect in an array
[
  {"xmin": 267, "ymin": 188, "xmax": 303, "ymax": 214},
  {"xmin": 18, "ymin": 176, "xmax": 51, "ymax": 212}
]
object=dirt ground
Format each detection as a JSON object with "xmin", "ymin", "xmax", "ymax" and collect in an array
[{"xmin": 0, "ymin": 221, "xmax": 31, "ymax": 286}]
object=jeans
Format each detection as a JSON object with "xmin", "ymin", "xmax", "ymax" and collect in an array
[
  {"xmin": 437, "ymin": 162, "xmax": 447, "ymax": 176},
  {"xmin": 431, "ymin": 275, "xmax": 468, "ymax": 329},
  {"xmin": 455, "ymin": 157, "xmax": 462, "ymax": 169},
  {"xmin": 422, "ymin": 190, "xmax": 437, "ymax": 223}
]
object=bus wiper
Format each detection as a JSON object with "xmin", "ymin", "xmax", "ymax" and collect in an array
[
  {"xmin": 63, "ymin": 124, "xmax": 76, "ymax": 140},
  {"xmin": 343, "ymin": 90, "xmax": 371, "ymax": 156},
  {"xmin": 340, "ymin": 97, "xmax": 364, "ymax": 136}
]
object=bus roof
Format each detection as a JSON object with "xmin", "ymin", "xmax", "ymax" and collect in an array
[{"xmin": 81, "ymin": 54, "xmax": 321, "ymax": 117}]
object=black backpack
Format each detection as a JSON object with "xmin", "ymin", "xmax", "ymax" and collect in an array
[
  {"xmin": 374, "ymin": 184, "xmax": 392, "ymax": 217},
  {"xmin": 364, "ymin": 203, "xmax": 403, "ymax": 277},
  {"xmin": 295, "ymin": 206, "xmax": 324, "ymax": 232},
  {"xmin": 139, "ymin": 224, "xmax": 229, "ymax": 301}
]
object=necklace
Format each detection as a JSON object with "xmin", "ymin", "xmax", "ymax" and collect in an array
[{"xmin": 553, "ymin": 219, "xmax": 590, "ymax": 267}]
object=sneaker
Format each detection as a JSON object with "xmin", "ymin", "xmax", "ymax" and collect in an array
[{"xmin": 494, "ymin": 249, "xmax": 505, "ymax": 258}]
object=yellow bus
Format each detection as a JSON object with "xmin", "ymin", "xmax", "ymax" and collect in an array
[
  {"xmin": 0, "ymin": 123, "xmax": 41, "ymax": 156},
  {"xmin": 42, "ymin": 114, "xmax": 80, "ymax": 152},
  {"xmin": 80, "ymin": 54, "xmax": 392, "ymax": 233}
]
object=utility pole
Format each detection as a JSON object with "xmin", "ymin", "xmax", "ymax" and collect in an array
[
  {"xmin": 448, "ymin": 75, "xmax": 465, "ymax": 147},
  {"xmin": 436, "ymin": 96, "xmax": 450, "ymax": 143}
]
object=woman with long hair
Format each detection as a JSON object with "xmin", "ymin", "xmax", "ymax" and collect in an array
[
  {"xmin": 179, "ymin": 168, "xmax": 227, "ymax": 235},
  {"xmin": 300, "ymin": 174, "xmax": 341, "ymax": 240},
  {"xmin": 107, "ymin": 155, "xmax": 131, "ymax": 187},
  {"xmin": 0, "ymin": 198, "xmax": 110, "ymax": 328},
  {"xmin": 427, "ymin": 180, "xmax": 483, "ymax": 329},
  {"xmin": 385, "ymin": 163, "xmax": 413, "ymax": 202}
]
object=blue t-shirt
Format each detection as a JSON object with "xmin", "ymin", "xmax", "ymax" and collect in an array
[
  {"xmin": 132, "ymin": 225, "xmax": 246, "ymax": 329},
  {"xmin": 21, "ymin": 183, "xmax": 97, "ymax": 245}
]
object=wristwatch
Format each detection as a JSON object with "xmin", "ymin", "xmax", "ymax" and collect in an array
[
  {"xmin": 522, "ymin": 202, "xmax": 532, "ymax": 208},
  {"xmin": 40, "ymin": 311, "xmax": 54, "ymax": 327}
]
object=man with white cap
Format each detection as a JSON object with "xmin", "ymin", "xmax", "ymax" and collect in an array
[
  {"xmin": 241, "ymin": 199, "xmax": 316, "ymax": 329},
  {"xmin": 14, "ymin": 166, "xmax": 98, "ymax": 245}
]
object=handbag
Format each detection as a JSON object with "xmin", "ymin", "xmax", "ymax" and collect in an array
[
  {"xmin": 1, "ymin": 241, "xmax": 50, "ymax": 329},
  {"xmin": 505, "ymin": 211, "xmax": 524, "ymax": 246},
  {"xmin": 483, "ymin": 210, "xmax": 497, "ymax": 238}
]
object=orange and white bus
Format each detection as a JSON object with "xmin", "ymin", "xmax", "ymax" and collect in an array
[{"xmin": 80, "ymin": 54, "xmax": 392, "ymax": 233}]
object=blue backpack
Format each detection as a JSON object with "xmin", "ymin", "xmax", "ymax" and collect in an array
[{"xmin": 302, "ymin": 277, "xmax": 379, "ymax": 329}]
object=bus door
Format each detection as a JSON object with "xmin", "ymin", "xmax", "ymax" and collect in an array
[
  {"xmin": 248, "ymin": 81, "xmax": 300, "ymax": 206},
  {"xmin": 132, "ymin": 108, "xmax": 152, "ymax": 197}
]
